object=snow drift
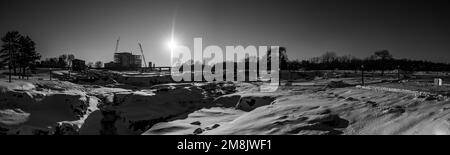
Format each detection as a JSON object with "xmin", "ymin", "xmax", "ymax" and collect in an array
[
  {"xmin": 80, "ymin": 82, "xmax": 239, "ymax": 135},
  {"xmin": 0, "ymin": 81, "xmax": 98, "ymax": 135}
]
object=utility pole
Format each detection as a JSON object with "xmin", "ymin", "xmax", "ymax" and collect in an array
[
  {"xmin": 49, "ymin": 68, "xmax": 52, "ymax": 81},
  {"xmin": 8, "ymin": 44, "xmax": 12, "ymax": 83},
  {"xmin": 361, "ymin": 65, "xmax": 365, "ymax": 86}
]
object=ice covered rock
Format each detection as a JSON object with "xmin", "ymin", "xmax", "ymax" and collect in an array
[
  {"xmin": 115, "ymin": 74, "xmax": 174, "ymax": 87},
  {"xmin": 193, "ymin": 128, "xmax": 203, "ymax": 134},
  {"xmin": 80, "ymin": 84, "xmax": 217, "ymax": 135},
  {"xmin": 235, "ymin": 94, "xmax": 278, "ymax": 112},
  {"xmin": 190, "ymin": 121, "xmax": 201, "ymax": 126},
  {"xmin": 0, "ymin": 87, "xmax": 99, "ymax": 135},
  {"xmin": 212, "ymin": 94, "xmax": 241, "ymax": 108},
  {"xmin": 51, "ymin": 121, "xmax": 80, "ymax": 135}
]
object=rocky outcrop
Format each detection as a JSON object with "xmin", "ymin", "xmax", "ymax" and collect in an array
[
  {"xmin": 212, "ymin": 93, "xmax": 278, "ymax": 112},
  {"xmin": 80, "ymin": 83, "xmax": 238, "ymax": 135},
  {"xmin": 0, "ymin": 88, "xmax": 99, "ymax": 135},
  {"xmin": 236, "ymin": 95, "xmax": 278, "ymax": 112}
]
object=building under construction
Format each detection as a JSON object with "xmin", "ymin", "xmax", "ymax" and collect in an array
[
  {"xmin": 104, "ymin": 38, "xmax": 148, "ymax": 70},
  {"xmin": 105, "ymin": 52, "xmax": 142, "ymax": 70}
]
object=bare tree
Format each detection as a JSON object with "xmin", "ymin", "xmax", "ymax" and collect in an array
[
  {"xmin": 373, "ymin": 50, "xmax": 393, "ymax": 76},
  {"xmin": 87, "ymin": 62, "xmax": 93, "ymax": 68},
  {"xmin": 58, "ymin": 54, "xmax": 68, "ymax": 68},
  {"xmin": 1, "ymin": 31, "xmax": 41, "ymax": 81},
  {"xmin": 17, "ymin": 36, "xmax": 40, "ymax": 79},
  {"xmin": 94, "ymin": 61, "xmax": 103, "ymax": 68},
  {"xmin": 321, "ymin": 51, "xmax": 337, "ymax": 63},
  {"xmin": 67, "ymin": 54, "xmax": 75, "ymax": 77},
  {"xmin": 0, "ymin": 31, "xmax": 21, "ymax": 82}
]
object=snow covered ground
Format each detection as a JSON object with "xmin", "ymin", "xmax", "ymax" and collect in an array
[
  {"xmin": 1, "ymin": 70, "xmax": 450, "ymax": 135},
  {"xmin": 0, "ymin": 80, "xmax": 98, "ymax": 135},
  {"xmin": 143, "ymin": 83, "xmax": 450, "ymax": 135},
  {"xmin": 143, "ymin": 78, "xmax": 450, "ymax": 135}
]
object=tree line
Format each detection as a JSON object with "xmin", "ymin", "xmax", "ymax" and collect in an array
[
  {"xmin": 287, "ymin": 50, "xmax": 450, "ymax": 74},
  {"xmin": 0, "ymin": 31, "xmax": 41, "ymax": 81},
  {"xmin": 37, "ymin": 54, "xmax": 102, "ymax": 69},
  {"xmin": 37, "ymin": 54, "xmax": 75, "ymax": 69},
  {"xmin": 200, "ymin": 48, "xmax": 449, "ymax": 79}
]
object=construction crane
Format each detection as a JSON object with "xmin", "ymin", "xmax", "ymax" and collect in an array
[
  {"xmin": 115, "ymin": 37, "xmax": 120, "ymax": 53},
  {"xmin": 138, "ymin": 43, "xmax": 148, "ymax": 68}
]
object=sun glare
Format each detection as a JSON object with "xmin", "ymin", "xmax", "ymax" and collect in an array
[{"xmin": 167, "ymin": 39, "xmax": 176, "ymax": 50}]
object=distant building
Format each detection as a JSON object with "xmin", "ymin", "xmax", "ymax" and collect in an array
[
  {"xmin": 72, "ymin": 59, "xmax": 87, "ymax": 71},
  {"xmin": 104, "ymin": 61, "xmax": 116, "ymax": 69},
  {"xmin": 105, "ymin": 52, "xmax": 142, "ymax": 70}
]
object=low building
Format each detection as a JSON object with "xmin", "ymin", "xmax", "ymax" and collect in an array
[
  {"xmin": 72, "ymin": 59, "xmax": 87, "ymax": 71},
  {"xmin": 105, "ymin": 52, "xmax": 142, "ymax": 70},
  {"xmin": 104, "ymin": 61, "xmax": 116, "ymax": 69},
  {"xmin": 148, "ymin": 62, "xmax": 152, "ymax": 68}
]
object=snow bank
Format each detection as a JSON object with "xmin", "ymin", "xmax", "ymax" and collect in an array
[
  {"xmin": 205, "ymin": 96, "xmax": 350, "ymax": 135},
  {"xmin": 0, "ymin": 80, "xmax": 98, "ymax": 135},
  {"xmin": 356, "ymin": 85, "xmax": 447, "ymax": 101},
  {"xmin": 143, "ymin": 107, "xmax": 245, "ymax": 135},
  {"xmin": 148, "ymin": 84, "xmax": 450, "ymax": 135},
  {"xmin": 0, "ymin": 80, "xmax": 36, "ymax": 92},
  {"xmin": 80, "ymin": 83, "xmax": 236, "ymax": 135},
  {"xmin": 356, "ymin": 85, "xmax": 429, "ymax": 96},
  {"xmin": 0, "ymin": 92, "xmax": 99, "ymax": 135}
]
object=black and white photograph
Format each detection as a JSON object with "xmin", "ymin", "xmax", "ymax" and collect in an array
[{"xmin": 1, "ymin": 0, "xmax": 450, "ymax": 148}]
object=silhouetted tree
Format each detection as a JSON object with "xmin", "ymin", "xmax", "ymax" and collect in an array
[
  {"xmin": 279, "ymin": 47, "xmax": 289, "ymax": 70},
  {"xmin": 261, "ymin": 46, "xmax": 288, "ymax": 71},
  {"xmin": 67, "ymin": 54, "xmax": 75, "ymax": 68},
  {"xmin": 1, "ymin": 31, "xmax": 41, "ymax": 81},
  {"xmin": 67, "ymin": 54, "xmax": 75, "ymax": 77},
  {"xmin": 87, "ymin": 62, "xmax": 94, "ymax": 68},
  {"xmin": 95, "ymin": 61, "xmax": 103, "ymax": 68},
  {"xmin": 373, "ymin": 50, "xmax": 393, "ymax": 76},
  {"xmin": 287, "ymin": 51, "xmax": 450, "ymax": 74},
  {"xmin": 321, "ymin": 52, "xmax": 338, "ymax": 64},
  {"xmin": 58, "ymin": 54, "xmax": 69, "ymax": 68},
  {"xmin": 0, "ymin": 31, "xmax": 21, "ymax": 82},
  {"xmin": 17, "ymin": 35, "xmax": 41, "ymax": 79}
]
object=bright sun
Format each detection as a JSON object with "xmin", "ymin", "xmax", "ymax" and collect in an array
[
  {"xmin": 167, "ymin": 39, "xmax": 177, "ymax": 59},
  {"xmin": 167, "ymin": 40, "xmax": 176, "ymax": 50}
]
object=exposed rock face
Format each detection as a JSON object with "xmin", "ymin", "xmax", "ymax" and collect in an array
[
  {"xmin": 2, "ymin": 80, "xmax": 288, "ymax": 135},
  {"xmin": 212, "ymin": 95, "xmax": 241, "ymax": 108},
  {"xmin": 212, "ymin": 92, "xmax": 278, "ymax": 112},
  {"xmin": 0, "ymin": 84, "xmax": 99, "ymax": 135},
  {"xmin": 236, "ymin": 95, "xmax": 278, "ymax": 112},
  {"xmin": 115, "ymin": 75, "xmax": 174, "ymax": 87},
  {"xmin": 52, "ymin": 122, "xmax": 80, "ymax": 135},
  {"xmin": 80, "ymin": 83, "xmax": 238, "ymax": 135}
]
